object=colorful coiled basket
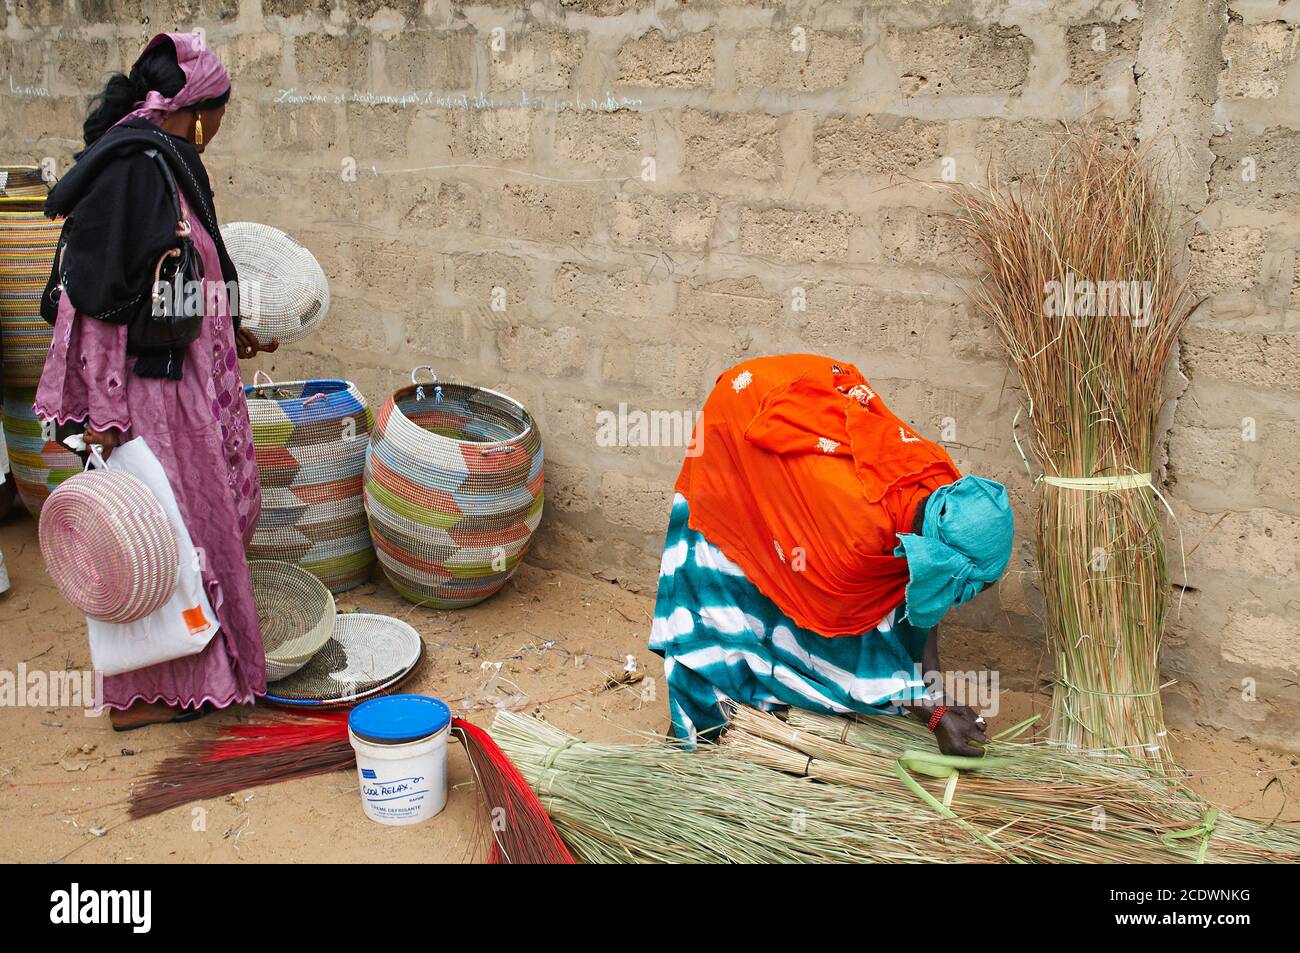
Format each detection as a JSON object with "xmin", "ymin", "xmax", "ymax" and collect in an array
[
  {"xmin": 39, "ymin": 468, "xmax": 179, "ymax": 624},
  {"xmin": 2, "ymin": 387, "xmax": 81, "ymax": 517},
  {"xmin": 244, "ymin": 375, "xmax": 376, "ymax": 593},
  {"xmin": 0, "ymin": 168, "xmax": 67, "ymax": 518},
  {"xmin": 0, "ymin": 166, "xmax": 60, "ymax": 391},
  {"xmin": 364, "ymin": 366, "xmax": 544, "ymax": 608}
]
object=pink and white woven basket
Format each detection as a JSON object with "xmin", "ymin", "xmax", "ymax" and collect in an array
[{"xmin": 39, "ymin": 470, "xmax": 179, "ymax": 623}]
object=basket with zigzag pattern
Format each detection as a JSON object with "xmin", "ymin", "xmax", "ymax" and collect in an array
[
  {"xmin": 244, "ymin": 374, "xmax": 376, "ymax": 594},
  {"xmin": 364, "ymin": 366, "xmax": 544, "ymax": 608}
]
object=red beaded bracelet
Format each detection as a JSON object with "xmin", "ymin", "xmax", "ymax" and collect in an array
[{"xmin": 926, "ymin": 705, "xmax": 950, "ymax": 732}]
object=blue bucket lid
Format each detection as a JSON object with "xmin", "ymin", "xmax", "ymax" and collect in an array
[{"xmin": 349, "ymin": 694, "xmax": 450, "ymax": 744}]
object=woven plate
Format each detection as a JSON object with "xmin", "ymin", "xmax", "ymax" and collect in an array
[
  {"xmin": 249, "ymin": 559, "xmax": 336, "ymax": 680},
  {"xmin": 220, "ymin": 222, "xmax": 330, "ymax": 346},
  {"xmin": 264, "ymin": 612, "xmax": 424, "ymax": 708}
]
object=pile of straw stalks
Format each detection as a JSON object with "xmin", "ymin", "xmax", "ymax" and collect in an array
[
  {"xmin": 949, "ymin": 133, "xmax": 1196, "ymax": 768},
  {"xmin": 491, "ymin": 709, "xmax": 1300, "ymax": 864},
  {"xmin": 490, "ymin": 711, "xmax": 1003, "ymax": 863}
]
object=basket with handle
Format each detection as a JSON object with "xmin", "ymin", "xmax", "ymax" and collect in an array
[
  {"xmin": 364, "ymin": 366, "xmax": 544, "ymax": 608},
  {"xmin": 244, "ymin": 371, "xmax": 376, "ymax": 593}
]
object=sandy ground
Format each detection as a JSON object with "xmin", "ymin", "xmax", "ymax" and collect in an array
[{"xmin": 2, "ymin": 513, "xmax": 1297, "ymax": 864}]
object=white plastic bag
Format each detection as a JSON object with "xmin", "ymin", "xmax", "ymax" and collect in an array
[{"xmin": 83, "ymin": 438, "xmax": 220, "ymax": 676}]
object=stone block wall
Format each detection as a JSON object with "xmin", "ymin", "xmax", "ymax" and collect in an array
[{"xmin": 2, "ymin": 0, "xmax": 1296, "ymax": 749}]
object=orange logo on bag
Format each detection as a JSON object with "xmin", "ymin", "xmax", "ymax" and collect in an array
[{"xmin": 183, "ymin": 606, "xmax": 208, "ymax": 635}]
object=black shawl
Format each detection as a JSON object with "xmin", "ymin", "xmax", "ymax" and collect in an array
[{"xmin": 43, "ymin": 118, "xmax": 239, "ymax": 379}]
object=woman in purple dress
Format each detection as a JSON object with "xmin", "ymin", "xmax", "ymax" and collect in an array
[{"xmin": 36, "ymin": 33, "xmax": 277, "ymax": 730}]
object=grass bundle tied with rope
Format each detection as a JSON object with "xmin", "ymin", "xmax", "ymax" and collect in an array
[
  {"xmin": 723, "ymin": 707, "xmax": 1300, "ymax": 864},
  {"xmin": 490, "ymin": 708, "xmax": 1300, "ymax": 863},
  {"xmin": 949, "ymin": 133, "xmax": 1196, "ymax": 769},
  {"xmin": 489, "ymin": 711, "xmax": 1005, "ymax": 863}
]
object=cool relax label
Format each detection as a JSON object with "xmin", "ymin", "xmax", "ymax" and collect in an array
[{"xmin": 360, "ymin": 773, "xmax": 430, "ymax": 819}]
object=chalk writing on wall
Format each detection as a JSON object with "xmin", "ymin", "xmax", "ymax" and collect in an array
[
  {"xmin": 272, "ymin": 89, "xmax": 643, "ymax": 112},
  {"xmin": 4, "ymin": 76, "xmax": 51, "ymax": 98}
]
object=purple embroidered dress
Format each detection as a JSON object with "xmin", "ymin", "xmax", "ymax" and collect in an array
[{"xmin": 35, "ymin": 193, "xmax": 266, "ymax": 711}]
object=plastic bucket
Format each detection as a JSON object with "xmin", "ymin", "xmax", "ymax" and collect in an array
[{"xmin": 347, "ymin": 694, "xmax": 450, "ymax": 826}]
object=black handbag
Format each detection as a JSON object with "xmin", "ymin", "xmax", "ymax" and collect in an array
[{"xmin": 41, "ymin": 148, "xmax": 205, "ymax": 350}]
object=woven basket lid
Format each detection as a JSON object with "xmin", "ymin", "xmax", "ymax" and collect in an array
[
  {"xmin": 264, "ymin": 612, "xmax": 423, "ymax": 707},
  {"xmin": 220, "ymin": 222, "xmax": 330, "ymax": 346},
  {"xmin": 249, "ymin": 560, "xmax": 336, "ymax": 680},
  {"xmin": 38, "ymin": 470, "xmax": 179, "ymax": 624}
]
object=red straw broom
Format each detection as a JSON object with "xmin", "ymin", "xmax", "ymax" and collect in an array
[{"xmin": 130, "ymin": 711, "xmax": 575, "ymax": 864}]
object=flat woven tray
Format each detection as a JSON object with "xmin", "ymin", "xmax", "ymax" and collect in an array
[{"xmin": 264, "ymin": 612, "xmax": 424, "ymax": 708}]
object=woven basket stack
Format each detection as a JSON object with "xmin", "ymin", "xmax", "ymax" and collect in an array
[
  {"xmin": 249, "ymin": 558, "xmax": 425, "ymax": 703},
  {"xmin": 364, "ymin": 367, "xmax": 544, "ymax": 608},
  {"xmin": 0, "ymin": 165, "xmax": 76, "ymax": 517}
]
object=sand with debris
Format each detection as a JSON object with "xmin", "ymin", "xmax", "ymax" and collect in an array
[{"xmin": 1, "ymin": 516, "xmax": 1295, "ymax": 863}]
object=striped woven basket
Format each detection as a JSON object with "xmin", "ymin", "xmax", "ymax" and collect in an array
[
  {"xmin": 39, "ymin": 468, "xmax": 179, "ymax": 624},
  {"xmin": 364, "ymin": 366, "xmax": 544, "ymax": 608},
  {"xmin": 2, "ymin": 386, "xmax": 81, "ymax": 517},
  {"xmin": 244, "ymin": 374, "xmax": 376, "ymax": 593},
  {"xmin": 0, "ymin": 167, "xmax": 61, "ymax": 390}
]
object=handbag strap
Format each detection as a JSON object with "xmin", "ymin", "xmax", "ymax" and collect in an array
[{"xmin": 142, "ymin": 148, "xmax": 190, "ymax": 237}]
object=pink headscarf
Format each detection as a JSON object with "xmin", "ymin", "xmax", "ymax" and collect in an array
[{"xmin": 118, "ymin": 32, "xmax": 231, "ymax": 127}]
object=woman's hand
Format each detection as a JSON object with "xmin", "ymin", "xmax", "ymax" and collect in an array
[
  {"xmin": 932, "ymin": 705, "xmax": 989, "ymax": 757},
  {"xmin": 236, "ymin": 327, "xmax": 279, "ymax": 361},
  {"xmin": 83, "ymin": 426, "xmax": 121, "ymax": 460}
]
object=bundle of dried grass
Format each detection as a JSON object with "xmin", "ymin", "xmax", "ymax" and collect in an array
[
  {"xmin": 950, "ymin": 133, "xmax": 1196, "ymax": 767},
  {"xmin": 489, "ymin": 711, "xmax": 1003, "ymax": 863},
  {"xmin": 722, "ymin": 708, "xmax": 1300, "ymax": 864}
]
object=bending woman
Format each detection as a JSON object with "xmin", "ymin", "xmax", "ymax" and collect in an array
[
  {"xmin": 649, "ymin": 354, "xmax": 1014, "ymax": 755},
  {"xmin": 36, "ymin": 33, "xmax": 276, "ymax": 730}
]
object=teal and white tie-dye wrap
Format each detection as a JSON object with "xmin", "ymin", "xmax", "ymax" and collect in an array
[{"xmin": 649, "ymin": 493, "xmax": 932, "ymax": 744}]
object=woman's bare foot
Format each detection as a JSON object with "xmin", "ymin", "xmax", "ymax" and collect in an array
[{"xmin": 109, "ymin": 701, "xmax": 203, "ymax": 731}]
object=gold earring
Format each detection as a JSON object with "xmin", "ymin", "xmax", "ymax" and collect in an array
[{"xmin": 194, "ymin": 117, "xmax": 204, "ymax": 146}]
